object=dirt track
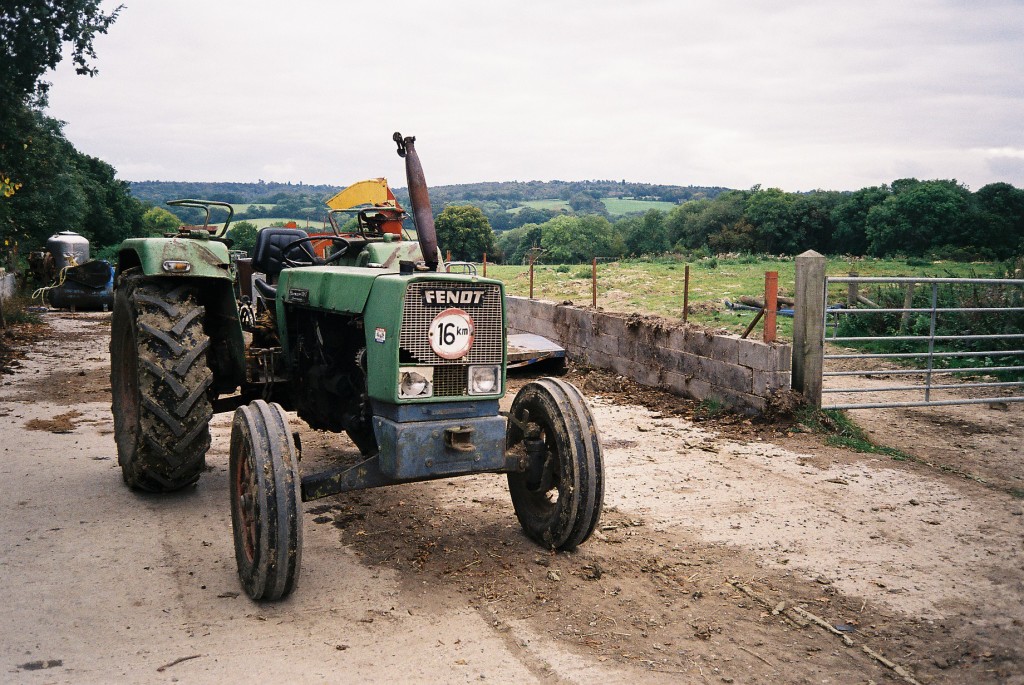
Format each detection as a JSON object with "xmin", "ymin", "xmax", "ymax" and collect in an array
[{"xmin": 1, "ymin": 312, "xmax": 1022, "ymax": 684}]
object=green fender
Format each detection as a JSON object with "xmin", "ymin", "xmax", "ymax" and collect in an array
[
  {"xmin": 115, "ymin": 235, "xmax": 246, "ymax": 396},
  {"xmin": 115, "ymin": 235, "xmax": 233, "ymax": 279}
]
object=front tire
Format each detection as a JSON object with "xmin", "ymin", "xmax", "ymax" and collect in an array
[
  {"xmin": 230, "ymin": 400, "xmax": 303, "ymax": 601},
  {"xmin": 110, "ymin": 275, "xmax": 213, "ymax": 492},
  {"xmin": 506, "ymin": 378, "xmax": 604, "ymax": 551}
]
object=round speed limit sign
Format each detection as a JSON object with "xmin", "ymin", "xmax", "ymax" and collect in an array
[{"xmin": 428, "ymin": 308, "xmax": 475, "ymax": 360}]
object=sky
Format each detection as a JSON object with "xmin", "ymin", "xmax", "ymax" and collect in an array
[{"xmin": 46, "ymin": 0, "xmax": 1024, "ymax": 193}]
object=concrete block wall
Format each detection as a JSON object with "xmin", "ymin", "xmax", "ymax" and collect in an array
[{"xmin": 507, "ymin": 296, "xmax": 791, "ymax": 413}]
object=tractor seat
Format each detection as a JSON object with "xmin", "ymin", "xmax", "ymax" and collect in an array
[
  {"xmin": 252, "ymin": 228, "xmax": 315, "ymax": 283},
  {"xmin": 251, "ymin": 227, "xmax": 315, "ymax": 301},
  {"xmin": 253, "ymin": 276, "xmax": 278, "ymax": 301}
]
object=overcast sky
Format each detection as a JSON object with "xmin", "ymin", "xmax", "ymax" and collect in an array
[{"xmin": 46, "ymin": 0, "xmax": 1024, "ymax": 192}]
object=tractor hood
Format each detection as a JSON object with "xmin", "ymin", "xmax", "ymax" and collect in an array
[{"xmin": 276, "ymin": 266, "xmax": 385, "ymax": 315}]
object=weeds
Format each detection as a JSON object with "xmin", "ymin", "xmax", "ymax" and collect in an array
[
  {"xmin": 797, "ymin": 407, "xmax": 913, "ymax": 460},
  {"xmin": 1, "ymin": 295, "xmax": 42, "ymax": 327},
  {"xmin": 694, "ymin": 397, "xmax": 727, "ymax": 420}
]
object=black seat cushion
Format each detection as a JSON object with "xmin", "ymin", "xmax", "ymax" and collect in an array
[
  {"xmin": 252, "ymin": 228, "xmax": 315, "ymax": 282},
  {"xmin": 253, "ymin": 276, "xmax": 278, "ymax": 301}
]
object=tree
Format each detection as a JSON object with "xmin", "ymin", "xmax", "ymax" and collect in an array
[
  {"xmin": 830, "ymin": 186, "xmax": 889, "ymax": 255},
  {"xmin": 568, "ymin": 193, "xmax": 608, "ymax": 216},
  {"xmin": 973, "ymin": 182, "xmax": 1024, "ymax": 258},
  {"xmin": 621, "ymin": 209, "xmax": 669, "ymax": 256},
  {"xmin": 1, "ymin": 1, "xmax": 128, "ymax": 253},
  {"xmin": 790, "ymin": 191, "xmax": 842, "ymax": 254},
  {"xmin": 745, "ymin": 187, "xmax": 796, "ymax": 253},
  {"xmin": 865, "ymin": 179, "xmax": 971, "ymax": 256},
  {"xmin": 1, "ymin": 1, "xmax": 122, "ymax": 102},
  {"xmin": 540, "ymin": 215, "xmax": 622, "ymax": 263},
  {"xmin": 495, "ymin": 223, "xmax": 543, "ymax": 264},
  {"xmin": 227, "ymin": 221, "xmax": 259, "ymax": 256},
  {"xmin": 141, "ymin": 207, "xmax": 182, "ymax": 236},
  {"xmin": 434, "ymin": 205, "xmax": 494, "ymax": 261},
  {"xmin": 665, "ymin": 191, "xmax": 749, "ymax": 251}
]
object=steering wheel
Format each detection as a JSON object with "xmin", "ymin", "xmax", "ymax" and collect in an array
[{"xmin": 281, "ymin": 237, "xmax": 351, "ymax": 268}]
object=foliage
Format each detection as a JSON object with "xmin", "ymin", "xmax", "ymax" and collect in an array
[
  {"xmin": 833, "ymin": 269, "xmax": 1024, "ymax": 381},
  {"xmin": 619, "ymin": 210, "xmax": 669, "ymax": 256},
  {"xmin": 0, "ymin": 1, "xmax": 140, "ymax": 259},
  {"xmin": 1, "ymin": 105, "xmax": 143, "ymax": 254},
  {"xmin": 434, "ymin": 205, "xmax": 494, "ymax": 261},
  {"xmin": 0, "ymin": 0, "xmax": 121, "ymax": 102},
  {"xmin": 798, "ymin": 408, "xmax": 912, "ymax": 459},
  {"xmin": 140, "ymin": 206, "xmax": 181, "ymax": 235},
  {"xmin": 227, "ymin": 221, "xmax": 259, "ymax": 256},
  {"xmin": 540, "ymin": 215, "xmax": 623, "ymax": 264}
]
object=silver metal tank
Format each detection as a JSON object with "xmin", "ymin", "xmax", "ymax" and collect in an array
[{"xmin": 46, "ymin": 231, "xmax": 90, "ymax": 270}]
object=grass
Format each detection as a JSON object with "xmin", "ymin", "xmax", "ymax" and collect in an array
[
  {"xmin": 229, "ymin": 203, "xmax": 275, "ymax": 213},
  {"xmin": 1, "ymin": 294, "xmax": 43, "ymax": 326},
  {"xmin": 239, "ymin": 217, "xmax": 330, "ymax": 231},
  {"xmin": 601, "ymin": 198, "xmax": 678, "ymax": 215},
  {"xmin": 484, "ymin": 255, "xmax": 999, "ymax": 340},
  {"xmin": 798, "ymin": 407, "xmax": 913, "ymax": 459},
  {"xmin": 514, "ymin": 199, "xmax": 571, "ymax": 213},
  {"xmin": 513, "ymin": 197, "xmax": 678, "ymax": 217}
]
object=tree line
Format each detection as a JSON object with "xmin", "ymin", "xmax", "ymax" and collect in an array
[{"xmin": 488, "ymin": 180, "xmax": 1024, "ymax": 264}]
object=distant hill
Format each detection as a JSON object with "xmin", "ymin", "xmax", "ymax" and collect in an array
[
  {"xmin": 130, "ymin": 179, "xmax": 727, "ymax": 208},
  {"xmin": 128, "ymin": 179, "xmax": 730, "ymax": 230}
]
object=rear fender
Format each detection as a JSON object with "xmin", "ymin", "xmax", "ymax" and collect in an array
[
  {"xmin": 116, "ymin": 237, "xmax": 245, "ymax": 396},
  {"xmin": 116, "ymin": 236, "xmax": 232, "ymax": 280}
]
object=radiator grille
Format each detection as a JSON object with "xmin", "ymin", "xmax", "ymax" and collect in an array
[{"xmin": 400, "ymin": 281, "xmax": 504, "ymax": 398}]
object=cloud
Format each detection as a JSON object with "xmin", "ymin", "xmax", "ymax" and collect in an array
[{"xmin": 45, "ymin": 0, "xmax": 1024, "ymax": 190}]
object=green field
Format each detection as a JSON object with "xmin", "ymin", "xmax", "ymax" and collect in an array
[
  {"xmin": 513, "ymin": 197, "xmax": 677, "ymax": 217},
  {"xmin": 600, "ymin": 198, "xmax": 678, "ymax": 215},
  {"xmin": 515, "ymin": 199, "xmax": 571, "ymax": 213},
  {"xmin": 237, "ymin": 217, "xmax": 330, "ymax": 230},
  {"xmin": 485, "ymin": 256, "xmax": 997, "ymax": 340},
  {"xmin": 229, "ymin": 203, "xmax": 275, "ymax": 213}
]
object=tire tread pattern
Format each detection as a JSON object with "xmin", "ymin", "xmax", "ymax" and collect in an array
[{"xmin": 111, "ymin": 276, "xmax": 213, "ymax": 492}]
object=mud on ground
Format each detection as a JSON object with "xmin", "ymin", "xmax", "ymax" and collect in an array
[{"xmin": 2, "ymin": 311, "xmax": 1022, "ymax": 684}]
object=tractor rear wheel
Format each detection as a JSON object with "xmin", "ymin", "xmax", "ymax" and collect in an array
[
  {"xmin": 230, "ymin": 400, "xmax": 303, "ymax": 600},
  {"xmin": 110, "ymin": 274, "xmax": 213, "ymax": 492},
  {"xmin": 506, "ymin": 377, "xmax": 604, "ymax": 551}
]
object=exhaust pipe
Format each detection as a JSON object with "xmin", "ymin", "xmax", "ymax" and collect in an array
[{"xmin": 394, "ymin": 132, "xmax": 439, "ymax": 271}]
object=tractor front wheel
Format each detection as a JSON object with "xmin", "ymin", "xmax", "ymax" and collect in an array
[
  {"xmin": 506, "ymin": 378, "xmax": 604, "ymax": 551},
  {"xmin": 110, "ymin": 274, "xmax": 213, "ymax": 492},
  {"xmin": 230, "ymin": 400, "xmax": 303, "ymax": 600}
]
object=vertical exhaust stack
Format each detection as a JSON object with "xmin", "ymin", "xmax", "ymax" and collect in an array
[{"xmin": 394, "ymin": 132, "xmax": 439, "ymax": 271}]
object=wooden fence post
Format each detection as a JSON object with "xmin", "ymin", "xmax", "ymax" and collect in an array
[
  {"xmin": 793, "ymin": 250, "xmax": 826, "ymax": 407},
  {"xmin": 529, "ymin": 253, "xmax": 535, "ymax": 300},
  {"xmin": 682, "ymin": 264, "xmax": 690, "ymax": 323},
  {"xmin": 764, "ymin": 271, "xmax": 778, "ymax": 343},
  {"xmin": 591, "ymin": 258, "xmax": 597, "ymax": 308}
]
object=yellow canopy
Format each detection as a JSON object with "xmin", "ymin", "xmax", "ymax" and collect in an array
[{"xmin": 325, "ymin": 178, "xmax": 399, "ymax": 211}]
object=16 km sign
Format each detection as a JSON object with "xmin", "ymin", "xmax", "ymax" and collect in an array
[{"xmin": 428, "ymin": 308, "xmax": 475, "ymax": 359}]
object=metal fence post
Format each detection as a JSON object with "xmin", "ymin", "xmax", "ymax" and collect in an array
[{"xmin": 793, "ymin": 250, "xmax": 826, "ymax": 407}]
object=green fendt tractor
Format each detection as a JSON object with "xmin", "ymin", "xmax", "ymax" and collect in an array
[{"xmin": 109, "ymin": 133, "xmax": 604, "ymax": 600}]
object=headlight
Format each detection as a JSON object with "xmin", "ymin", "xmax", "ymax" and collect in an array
[
  {"xmin": 399, "ymin": 367, "xmax": 433, "ymax": 398},
  {"xmin": 162, "ymin": 260, "xmax": 191, "ymax": 273},
  {"xmin": 468, "ymin": 365, "xmax": 500, "ymax": 395}
]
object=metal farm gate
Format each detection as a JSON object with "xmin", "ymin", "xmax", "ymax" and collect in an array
[{"xmin": 820, "ymin": 276, "xmax": 1024, "ymax": 410}]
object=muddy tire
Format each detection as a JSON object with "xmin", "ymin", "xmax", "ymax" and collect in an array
[
  {"xmin": 506, "ymin": 377, "xmax": 604, "ymax": 551},
  {"xmin": 110, "ymin": 274, "xmax": 213, "ymax": 492},
  {"xmin": 230, "ymin": 400, "xmax": 302, "ymax": 601}
]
